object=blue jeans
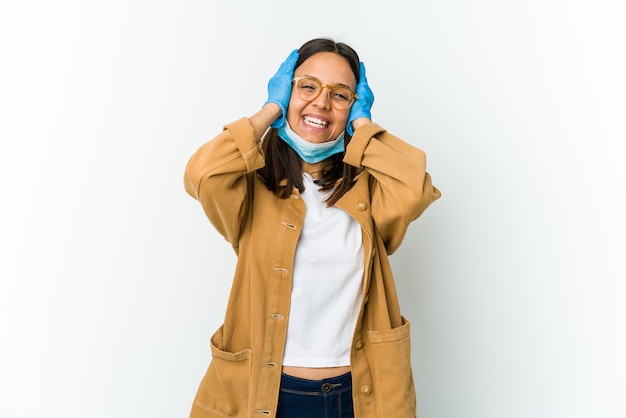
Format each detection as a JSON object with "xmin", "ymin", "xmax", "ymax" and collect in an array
[{"xmin": 276, "ymin": 372, "xmax": 354, "ymax": 418}]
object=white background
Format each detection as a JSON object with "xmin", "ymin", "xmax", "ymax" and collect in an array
[{"xmin": 1, "ymin": 1, "xmax": 625, "ymax": 417}]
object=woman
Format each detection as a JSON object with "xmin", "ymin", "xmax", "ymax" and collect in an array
[{"xmin": 184, "ymin": 38, "xmax": 440, "ymax": 418}]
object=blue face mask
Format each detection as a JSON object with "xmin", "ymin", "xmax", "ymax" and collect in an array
[{"xmin": 277, "ymin": 122, "xmax": 345, "ymax": 164}]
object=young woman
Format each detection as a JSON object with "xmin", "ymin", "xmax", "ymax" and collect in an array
[{"xmin": 184, "ymin": 37, "xmax": 440, "ymax": 418}]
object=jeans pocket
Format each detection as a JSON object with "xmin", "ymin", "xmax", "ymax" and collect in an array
[{"xmin": 191, "ymin": 326, "xmax": 252, "ymax": 418}]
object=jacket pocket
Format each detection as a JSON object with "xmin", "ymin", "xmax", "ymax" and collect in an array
[
  {"xmin": 190, "ymin": 326, "xmax": 252, "ymax": 418},
  {"xmin": 366, "ymin": 316, "xmax": 417, "ymax": 418}
]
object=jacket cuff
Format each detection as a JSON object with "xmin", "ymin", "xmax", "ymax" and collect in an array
[
  {"xmin": 343, "ymin": 122, "xmax": 387, "ymax": 168},
  {"xmin": 224, "ymin": 117, "xmax": 264, "ymax": 173}
]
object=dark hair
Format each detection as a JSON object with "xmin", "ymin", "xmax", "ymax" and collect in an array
[{"xmin": 258, "ymin": 38, "xmax": 361, "ymax": 206}]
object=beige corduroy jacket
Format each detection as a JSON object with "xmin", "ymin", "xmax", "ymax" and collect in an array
[{"xmin": 184, "ymin": 117, "xmax": 440, "ymax": 418}]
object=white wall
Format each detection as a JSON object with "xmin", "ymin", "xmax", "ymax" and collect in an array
[{"xmin": 1, "ymin": 1, "xmax": 624, "ymax": 417}]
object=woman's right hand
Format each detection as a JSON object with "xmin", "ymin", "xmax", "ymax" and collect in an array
[{"xmin": 264, "ymin": 49, "xmax": 299, "ymax": 128}]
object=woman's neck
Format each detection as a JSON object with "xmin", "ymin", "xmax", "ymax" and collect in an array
[{"xmin": 300, "ymin": 161, "xmax": 327, "ymax": 180}]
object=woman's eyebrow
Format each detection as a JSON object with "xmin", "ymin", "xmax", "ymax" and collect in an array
[{"xmin": 302, "ymin": 74, "xmax": 353, "ymax": 89}]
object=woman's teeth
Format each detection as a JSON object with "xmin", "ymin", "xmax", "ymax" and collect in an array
[{"xmin": 304, "ymin": 116, "xmax": 328, "ymax": 128}]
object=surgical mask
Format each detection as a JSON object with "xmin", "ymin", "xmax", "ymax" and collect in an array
[{"xmin": 277, "ymin": 122, "xmax": 345, "ymax": 164}]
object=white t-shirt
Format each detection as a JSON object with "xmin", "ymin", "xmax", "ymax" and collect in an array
[{"xmin": 282, "ymin": 173, "xmax": 364, "ymax": 367}]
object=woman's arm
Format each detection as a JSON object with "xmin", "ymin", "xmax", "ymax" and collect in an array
[
  {"xmin": 183, "ymin": 104, "xmax": 280, "ymax": 247},
  {"xmin": 249, "ymin": 103, "xmax": 281, "ymax": 139},
  {"xmin": 344, "ymin": 122, "xmax": 441, "ymax": 254},
  {"xmin": 184, "ymin": 49, "xmax": 297, "ymax": 247},
  {"xmin": 350, "ymin": 117, "xmax": 371, "ymax": 132},
  {"xmin": 345, "ymin": 64, "xmax": 439, "ymax": 253}
]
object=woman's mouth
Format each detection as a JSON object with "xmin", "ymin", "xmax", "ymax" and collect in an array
[{"xmin": 303, "ymin": 116, "xmax": 329, "ymax": 129}]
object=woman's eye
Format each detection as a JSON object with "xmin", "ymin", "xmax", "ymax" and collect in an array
[{"xmin": 332, "ymin": 89, "xmax": 353, "ymax": 102}]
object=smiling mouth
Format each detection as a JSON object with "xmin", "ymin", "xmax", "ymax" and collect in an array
[{"xmin": 303, "ymin": 116, "xmax": 328, "ymax": 128}]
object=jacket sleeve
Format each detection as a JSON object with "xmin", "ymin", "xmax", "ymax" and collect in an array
[
  {"xmin": 343, "ymin": 123, "xmax": 441, "ymax": 254},
  {"xmin": 183, "ymin": 117, "xmax": 265, "ymax": 247}
]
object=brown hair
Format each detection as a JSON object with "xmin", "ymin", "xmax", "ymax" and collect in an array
[{"xmin": 257, "ymin": 38, "xmax": 361, "ymax": 206}]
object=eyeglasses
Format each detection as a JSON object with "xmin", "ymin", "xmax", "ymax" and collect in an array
[{"xmin": 292, "ymin": 76, "xmax": 357, "ymax": 110}]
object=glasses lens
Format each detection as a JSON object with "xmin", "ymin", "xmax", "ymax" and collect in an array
[
  {"xmin": 329, "ymin": 87, "xmax": 355, "ymax": 110},
  {"xmin": 294, "ymin": 77, "xmax": 355, "ymax": 110},
  {"xmin": 295, "ymin": 77, "xmax": 322, "ymax": 101}
]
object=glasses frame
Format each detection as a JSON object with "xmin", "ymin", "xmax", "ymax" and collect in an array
[{"xmin": 292, "ymin": 76, "xmax": 358, "ymax": 110}]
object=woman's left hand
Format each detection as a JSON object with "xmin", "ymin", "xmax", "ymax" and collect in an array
[{"xmin": 346, "ymin": 62, "xmax": 375, "ymax": 136}]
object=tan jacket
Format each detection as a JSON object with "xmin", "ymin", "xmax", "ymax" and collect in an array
[{"xmin": 184, "ymin": 117, "xmax": 440, "ymax": 418}]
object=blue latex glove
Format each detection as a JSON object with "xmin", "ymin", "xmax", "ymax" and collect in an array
[
  {"xmin": 265, "ymin": 49, "xmax": 299, "ymax": 128},
  {"xmin": 346, "ymin": 62, "xmax": 375, "ymax": 136}
]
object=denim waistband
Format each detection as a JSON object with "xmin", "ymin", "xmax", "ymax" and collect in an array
[{"xmin": 280, "ymin": 372, "xmax": 352, "ymax": 396}]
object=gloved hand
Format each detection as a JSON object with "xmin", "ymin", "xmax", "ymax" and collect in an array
[
  {"xmin": 346, "ymin": 62, "xmax": 374, "ymax": 136},
  {"xmin": 265, "ymin": 49, "xmax": 299, "ymax": 128}
]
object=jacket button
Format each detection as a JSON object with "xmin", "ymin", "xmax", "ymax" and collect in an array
[
  {"xmin": 360, "ymin": 385, "xmax": 372, "ymax": 396},
  {"xmin": 355, "ymin": 340, "xmax": 364, "ymax": 350},
  {"xmin": 356, "ymin": 201, "xmax": 367, "ymax": 211}
]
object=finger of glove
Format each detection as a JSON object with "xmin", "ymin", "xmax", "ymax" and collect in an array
[
  {"xmin": 346, "ymin": 63, "xmax": 374, "ymax": 135},
  {"xmin": 350, "ymin": 92, "xmax": 373, "ymax": 121},
  {"xmin": 267, "ymin": 50, "xmax": 299, "ymax": 109},
  {"xmin": 269, "ymin": 49, "xmax": 299, "ymax": 88},
  {"xmin": 276, "ymin": 49, "xmax": 299, "ymax": 75},
  {"xmin": 355, "ymin": 62, "xmax": 374, "ymax": 107}
]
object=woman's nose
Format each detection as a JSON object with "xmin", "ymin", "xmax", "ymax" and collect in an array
[{"xmin": 311, "ymin": 86, "xmax": 332, "ymax": 109}]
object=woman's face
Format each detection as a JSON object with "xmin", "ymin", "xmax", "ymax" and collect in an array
[{"xmin": 286, "ymin": 52, "xmax": 356, "ymax": 144}]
